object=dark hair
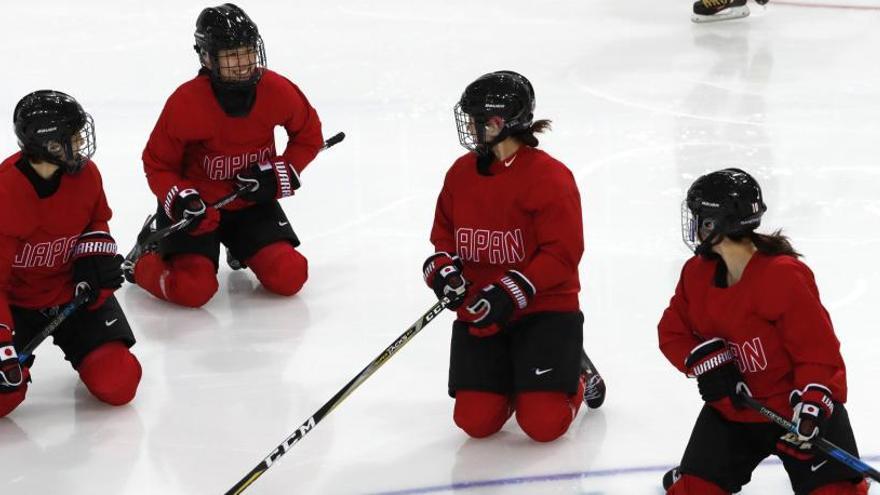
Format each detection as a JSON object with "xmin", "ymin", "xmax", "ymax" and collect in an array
[
  {"xmin": 513, "ymin": 119, "xmax": 552, "ymax": 147},
  {"xmin": 727, "ymin": 229, "xmax": 801, "ymax": 257}
]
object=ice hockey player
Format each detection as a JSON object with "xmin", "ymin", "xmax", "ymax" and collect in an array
[
  {"xmin": 423, "ymin": 70, "xmax": 606, "ymax": 443},
  {"xmin": 0, "ymin": 91, "xmax": 141, "ymax": 417},
  {"xmin": 692, "ymin": 0, "xmax": 768, "ymax": 23},
  {"xmin": 658, "ymin": 168, "xmax": 867, "ymax": 494},
  {"xmin": 124, "ymin": 3, "xmax": 323, "ymax": 307}
]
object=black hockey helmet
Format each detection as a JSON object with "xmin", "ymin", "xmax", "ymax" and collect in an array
[
  {"xmin": 194, "ymin": 3, "xmax": 266, "ymax": 89},
  {"xmin": 13, "ymin": 90, "xmax": 95, "ymax": 174},
  {"xmin": 455, "ymin": 70, "xmax": 535, "ymax": 153},
  {"xmin": 682, "ymin": 168, "xmax": 767, "ymax": 255}
]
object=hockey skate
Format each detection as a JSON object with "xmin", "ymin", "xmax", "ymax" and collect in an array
[
  {"xmin": 581, "ymin": 350, "xmax": 606, "ymax": 409},
  {"xmin": 122, "ymin": 214, "xmax": 159, "ymax": 284},
  {"xmin": 662, "ymin": 466, "xmax": 681, "ymax": 490},
  {"xmin": 691, "ymin": 0, "xmax": 750, "ymax": 23},
  {"xmin": 225, "ymin": 247, "xmax": 247, "ymax": 270}
]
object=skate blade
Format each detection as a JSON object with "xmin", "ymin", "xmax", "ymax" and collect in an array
[{"xmin": 691, "ymin": 5, "xmax": 750, "ymax": 23}]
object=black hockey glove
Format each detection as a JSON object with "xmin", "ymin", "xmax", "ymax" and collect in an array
[
  {"xmin": 422, "ymin": 252, "xmax": 467, "ymax": 309},
  {"xmin": 235, "ymin": 157, "xmax": 301, "ymax": 203},
  {"xmin": 165, "ymin": 186, "xmax": 219, "ymax": 236},
  {"xmin": 685, "ymin": 338, "xmax": 750, "ymax": 407},
  {"xmin": 462, "ymin": 270, "xmax": 535, "ymax": 337},
  {"xmin": 776, "ymin": 385, "xmax": 833, "ymax": 461},
  {"xmin": 72, "ymin": 232, "xmax": 124, "ymax": 310}
]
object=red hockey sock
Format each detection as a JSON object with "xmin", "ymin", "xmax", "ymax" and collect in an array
[
  {"xmin": 0, "ymin": 368, "xmax": 29, "ymax": 417},
  {"xmin": 515, "ymin": 389, "xmax": 581, "ymax": 442},
  {"xmin": 667, "ymin": 474, "xmax": 730, "ymax": 495},
  {"xmin": 135, "ymin": 253, "xmax": 218, "ymax": 308},
  {"xmin": 453, "ymin": 390, "xmax": 512, "ymax": 438},
  {"xmin": 77, "ymin": 341, "xmax": 142, "ymax": 406},
  {"xmin": 246, "ymin": 242, "xmax": 308, "ymax": 296},
  {"xmin": 809, "ymin": 480, "xmax": 869, "ymax": 495}
]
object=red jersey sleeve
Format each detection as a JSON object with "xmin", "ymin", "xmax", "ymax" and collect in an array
[
  {"xmin": 658, "ymin": 261, "xmax": 702, "ymax": 374},
  {"xmin": 429, "ymin": 174, "xmax": 456, "ymax": 254},
  {"xmin": 278, "ymin": 78, "xmax": 323, "ymax": 174},
  {"xmin": 142, "ymin": 94, "xmax": 194, "ymax": 203},
  {"xmin": 519, "ymin": 166, "xmax": 584, "ymax": 292},
  {"xmin": 85, "ymin": 163, "xmax": 112, "ymax": 234},
  {"xmin": 0, "ymin": 186, "xmax": 23, "ymax": 331},
  {"xmin": 762, "ymin": 259, "xmax": 847, "ymax": 400}
]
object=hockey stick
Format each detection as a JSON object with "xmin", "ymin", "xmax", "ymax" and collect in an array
[
  {"xmin": 738, "ymin": 393, "xmax": 880, "ymax": 481},
  {"xmin": 224, "ymin": 296, "xmax": 451, "ymax": 495},
  {"xmin": 122, "ymin": 132, "xmax": 347, "ymax": 272},
  {"xmin": 17, "ymin": 286, "xmax": 93, "ymax": 364}
]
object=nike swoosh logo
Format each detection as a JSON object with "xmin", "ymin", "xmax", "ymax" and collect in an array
[
  {"xmin": 105, "ymin": 319, "xmax": 118, "ymax": 327},
  {"xmin": 811, "ymin": 460, "xmax": 828, "ymax": 472},
  {"xmin": 278, "ymin": 221, "xmax": 289, "ymax": 227},
  {"xmin": 535, "ymin": 368, "xmax": 553, "ymax": 376},
  {"xmin": 503, "ymin": 156, "xmax": 517, "ymax": 167}
]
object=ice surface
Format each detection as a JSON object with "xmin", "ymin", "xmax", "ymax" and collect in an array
[{"xmin": 1, "ymin": 0, "xmax": 879, "ymax": 493}]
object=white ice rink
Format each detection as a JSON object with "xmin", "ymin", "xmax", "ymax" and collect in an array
[{"xmin": 2, "ymin": 0, "xmax": 880, "ymax": 493}]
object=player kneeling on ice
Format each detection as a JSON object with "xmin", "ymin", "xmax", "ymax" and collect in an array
[
  {"xmin": 124, "ymin": 3, "xmax": 323, "ymax": 307},
  {"xmin": 658, "ymin": 169, "xmax": 867, "ymax": 494},
  {"xmin": 0, "ymin": 91, "xmax": 141, "ymax": 417},
  {"xmin": 423, "ymin": 71, "xmax": 605, "ymax": 443}
]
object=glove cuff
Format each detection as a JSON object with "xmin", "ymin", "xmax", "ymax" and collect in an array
[
  {"xmin": 164, "ymin": 185, "xmax": 202, "ymax": 220},
  {"xmin": 423, "ymin": 252, "xmax": 459, "ymax": 286},
  {"xmin": 273, "ymin": 160, "xmax": 298, "ymax": 198},
  {"xmin": 686, "ymin": 337, "xmax": 735, "ymax": 377},
  {"xmin": 792, "ymin": 383, "xmax": 834, "ymax": 419},
  {"xmin": 499, "ymin": 270, "xmax": 535, "ymax": 310},
  {"xmin": 73, "ymin": 231, "xmax": 118, "ymax": 259}
]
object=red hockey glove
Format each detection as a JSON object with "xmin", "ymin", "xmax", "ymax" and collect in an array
[
  {"xmin": 235, "ymin": 157, "xmax": 301, "ymax": 203},
  {"xmin": 72, "ymin": 232, "xmax": 124, "ymax": 310},
  {"xmin": 685, "ymin": 338, "xmax": 750, "ymax": 407},
  {"xmin": 0, "ymin": 326, "xmax": 23, "ymax": 389},
  {"xmin": 462, "ymin": 270, "xmax": 535, "ymax": 337},
  {"xmin": 422, "ymin": 252, "xmax": 467, "ymax": 310},
  {"xmin": 164, "ymin": 186, "xmax": 220, "ymax": 236}
]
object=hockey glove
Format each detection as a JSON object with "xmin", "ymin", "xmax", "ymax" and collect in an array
[
  {"xmin": 0, "ymin": 327, "xmax": 23, "ymax": 389},
  {"xmin": 72, "ymin": 232, "xmax": 124, "ymax": 310},
  {"xmin": 423, "ymin": 253, "xmax": 467, "ymax": 309},
  {"xmin": 164, "ymin": 186, "xmax": 220, "ymax": 236},
  {"xmin": 685, "ymin": 338, "xmax": 750, "ymax": 407},
  {"xmin": 791, "ymin": 384, "xmax": 833, "ymax": 441},
  {"xmin": 462, "ymin": 270, "xmax": 535, "ymax": 338},
  {"xmin": 235, "ymin": 157, "xmax": 301, "ymax": 203}
]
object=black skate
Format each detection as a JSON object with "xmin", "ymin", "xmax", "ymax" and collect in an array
[
  {"xmin": 691, "ymin": 0, "xmax": 750, "ymax": 23},
  {"xmin": 581, "ymin": 350, "xmax": 606, "ymax": 409},
  {"xmin": 662, "ymin": 466, "xmax": 681, "ymax": 490},
  {"xmin": 122, "ymin": 214, "xmax": 159, "ymax": 284},
  {"xmin": 225, "ymin": 247, "xmax": 247, "ymax": 270}
]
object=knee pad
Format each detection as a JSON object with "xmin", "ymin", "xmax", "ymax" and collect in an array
[
  {"xmin": 166, "ymin": 255, "xmax": 219, "ymax": 307},
  {"xmin": 453, "ymin": 391, "xmax": 512, "ymax": 439},
  {"xmin": 77, "ymin": 341, "xmax": 142, "ymax": 406},
  {"xmin": 809, "ymin": 480, "xmax": 869, "ymax": 495},
  {"xmin": 0, "ymin": 368, "xmax": 29, "ymax": 417},
  {"xmin": 515, "ymin": 391, "xmax": 578, "ymax": 442},
  {"xmin": 136, "ymin": 253, "xmax": 218, "ymax": 307},
  {"xmin": 667, "ymin": 474, "xmax": 730, "ymax": 495},
  {"xmin": 246, "ymin": 242, "xmax": 308, "ymax": 296}
]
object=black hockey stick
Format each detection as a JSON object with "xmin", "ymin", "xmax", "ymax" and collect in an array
[
  {"xmin": 148, "ymin": 131, "xmax": 346, "ymax": 244},
  {"xmin": 17, "ymin": 286, "xmax": 93, "ymax": 364},
  {"xmin": 738, "ymin": 393, "xmax": 880, "ymax": 481},
  {"xmin": 224, "ymin": 296, "xmax": 450, "ymax": 495},
  {"xmin": 122, "ymin": 132, "xmax": 346, "ymax": 273}
]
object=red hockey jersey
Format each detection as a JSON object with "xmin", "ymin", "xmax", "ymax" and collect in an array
[
  {"xmin": 142, "ymin": 69, "xmax": 323, "ymax": 212},
  {"xmin": 658, "ymin": 253, "xmax": 847, "ymax": 423},
  {"xmin": 430, "ymin": 146, "xmax": 583, "ymax": 319},
  {"xmin": 0, "ymin": 152, "xmax": 113, "ymax": 330}
]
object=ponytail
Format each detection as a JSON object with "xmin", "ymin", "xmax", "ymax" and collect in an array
[
  {"xmin": 513, "ymin": 119, "xmax": 552, "ymax": 147},
  {"xmin": 728, "ymin": 229, "xmax": 802, "ymax": 257}
]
